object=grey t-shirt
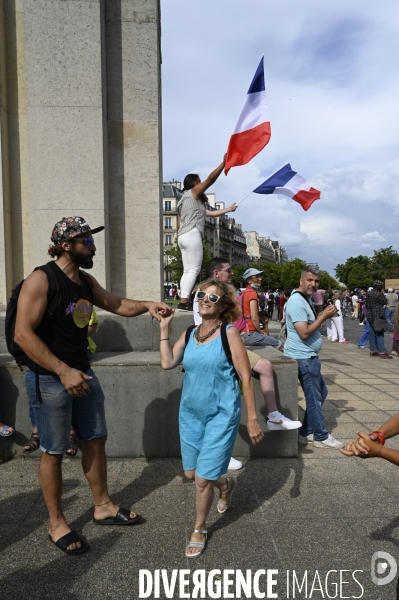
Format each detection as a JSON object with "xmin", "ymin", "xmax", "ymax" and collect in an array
[{"xmin": 386, "ymin": 292, "xmax": 397, "ymax": 309}]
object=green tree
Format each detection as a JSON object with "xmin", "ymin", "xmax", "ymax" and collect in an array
[
  {"xmin": 319, "ymin": 270, "xmax": 341, "ymax": 291},
  {"xmin": 165, "ymin": 239, "xmax": 183, "ymax": 282},
  {"xmin": 335, "ymin": 255, "xmax": 371, "ymax": 285},
  {"xmin": 257, "ymin": 261, "xmax": 282, "ymax": 290},
  {"xmin": 371, "ymin": 247, "xmax": 399, "ymax": 281},
  {"xmin": 231, "ymin": 265, "xmax": 247, "ymax": 288},
  {"xmin": 335, "ymin": 248, "xmax": 399, "ymax": 289},
  {"xmin": 346, "ymin": 264, "xmax": 371, "ymax": 291},
  {"xmin": 280, "ymin": 258, "xmax": 307, "ymax": 288}
]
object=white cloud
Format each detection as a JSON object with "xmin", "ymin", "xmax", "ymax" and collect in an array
[
  {"xmin": 361, "ymin": 231, "xmax": 385, "ymax": 241},
  {"xmin": 161, "ymin": 0, "xmax": 399, "ymax": 275}
]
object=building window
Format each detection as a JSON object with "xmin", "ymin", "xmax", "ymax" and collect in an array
[
  {"xmin": 165, "ymin": 217, "xmax": 172, "ymax": 229},
  {"xmin": 165, "ymin": 234, "xmax": 172, "ymax": 246},
  {"xmin": 165, "ymin": 201, "xmax": 171, "ymax": 211}
]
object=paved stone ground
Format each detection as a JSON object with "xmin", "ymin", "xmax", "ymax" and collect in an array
[{"xmin": 1, "ymin": 340, "xmax": 399, "ymax": 599}]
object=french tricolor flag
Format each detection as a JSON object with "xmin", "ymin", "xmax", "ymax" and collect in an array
[
  {"xmin": 253, "ymin": 164, "xmax": 321, "ymax": 211},
  {"xmin": 224, "ymin": 56, "xmax": 271, "ymax": 175}
]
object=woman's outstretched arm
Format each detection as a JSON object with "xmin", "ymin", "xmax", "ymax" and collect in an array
[
  {"xmin": 191, "ymin": 155, "xmax": 226, "ymax": 199},
  {"xmin": 205, "ymin": 203, "xmax": 237, "ymax": 217},
  {"xmin": 159, "ymin": 311, "xmax": 186, "ymax": 369}
]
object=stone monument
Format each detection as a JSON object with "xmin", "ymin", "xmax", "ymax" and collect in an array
[{"xmin": 0, "ymin": 0, "xmax": 163, "ymax": 305}]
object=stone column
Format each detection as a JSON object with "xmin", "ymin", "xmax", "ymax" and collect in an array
[
  {"xmin": 0, "ymin": 0, "xmax": 162, "ymax": 306},
  {"xmin": 105, "ymin": 0, "xmax": 163, "ymax": 300},
  {"xmin": 22, "ymin": 0, "xmax": 110, "ymax": 287}
]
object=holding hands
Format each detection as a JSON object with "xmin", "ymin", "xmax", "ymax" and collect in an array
[
  {"xmin": 147, "ymin": 302, "xmax": 173, "ymax": 322},
  {"xmin": 340, "ymin": 431, "xmax": 382, "ymax": 459}
]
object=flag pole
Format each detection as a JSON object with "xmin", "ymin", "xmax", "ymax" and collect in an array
[{"xmin": 236, "ymin": 190, "xmax": 253, "ymax": 207}]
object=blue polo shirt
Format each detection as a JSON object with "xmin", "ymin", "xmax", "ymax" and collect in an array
[{"xmin": 284, "ymin": 292, "xmax": 322, "ymax": 359}]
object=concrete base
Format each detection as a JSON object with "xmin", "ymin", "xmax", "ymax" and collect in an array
[{"xmin": 0, "ymin": 346, "xmax": 299, "ymax": 459}]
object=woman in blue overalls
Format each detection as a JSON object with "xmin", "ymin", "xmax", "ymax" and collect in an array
[{"xmin": 159, "ymin": 279, "xmax": 264, "ymax": 558}]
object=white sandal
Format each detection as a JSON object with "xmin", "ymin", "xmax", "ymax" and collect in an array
[
  {"xmin": 185, "ymin": 529, "xmax": 207, "ymax": 559},
  {"xmin": 217, "ymin": 477, "xmax": 237, "ymax": 514}
]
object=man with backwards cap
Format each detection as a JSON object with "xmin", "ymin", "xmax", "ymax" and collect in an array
[
  {"xmin": 240, "ymin": 268, "xmax": 282, "ymax": 350},
  {"xmin": 15, "ymin": 216, "xmax": 171, "ymax": 555}
]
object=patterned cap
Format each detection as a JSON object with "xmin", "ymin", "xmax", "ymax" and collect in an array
[
  {"xmin": 373, "ymin": 280, "xmax": 383, "ymax": 287},
  {"xmin": 51, "ymin": 216, "xmax": 104, "ymax": 245}
]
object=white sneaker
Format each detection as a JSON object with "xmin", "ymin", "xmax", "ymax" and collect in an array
[
  {"xmin": 298, "ymin": 433, "xmax": 314, "ymax": 444},
  {"xmin": 313, "ymin": 434, "xmax": 344, "ymax": 449},
  {"xmin": 268, "ymin": 415, "xmax": 302, "ymax": 431},
  {"xmin": 228, "ymin": 457, "xmax": 242, "ymax": 470}
]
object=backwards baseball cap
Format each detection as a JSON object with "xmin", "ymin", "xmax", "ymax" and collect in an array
[
  {"xmin": 51, "ymin": 216, "xmax": 104, "ymax": 245},
  {"xmin": 373, "ymin": 280, "xmax": 383, "ymax": 287},
  {"xmin": 243, "ymin": 268, "xmax": 264, "ymax": 280}
]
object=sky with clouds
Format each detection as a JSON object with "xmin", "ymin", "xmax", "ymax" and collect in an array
[{"xmin": 160, "ymin": 0, "xmax": 399, "ymax": 276}]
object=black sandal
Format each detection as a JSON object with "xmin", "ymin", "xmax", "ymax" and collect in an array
[
  {"xmin": 23, "ymin": 432, "xmax": 40, "ymax": 455},
  {"xmin": 65, "ymin": 431, "xmax": 78, "ymax": 457},
  {"xmin": 48, "ymin": 531, "xmax": 89, "ymax": 555}
]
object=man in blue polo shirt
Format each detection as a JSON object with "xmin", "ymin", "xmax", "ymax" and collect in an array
[{"xmin": 284, "ymin": 265, "xmax": 344, "ymax": 448}]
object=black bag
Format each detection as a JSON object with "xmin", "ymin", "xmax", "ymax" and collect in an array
[
  {"xmin": 374, "ymin": 317, "xmax": 389, "ymax": 333},
  {"xmin": 5, "ymin": 264, "xmax": 60, "ymax": 369}
]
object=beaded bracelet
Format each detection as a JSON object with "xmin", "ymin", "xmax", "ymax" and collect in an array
[{"xmin": 369, "ymin": 430, "xmax": 386, "ymax": 445}]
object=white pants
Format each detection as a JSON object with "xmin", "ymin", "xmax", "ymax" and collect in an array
[
  {"xmin": 331, "ymin": 316, "xmax": 345, "ymax": 342},
  {"xmin": 326, "ymin": 318, "xmax": 332, "ymax": 339},
  {"xmin": 178, "ymin": 228, "xmax": 203, "ymax": 299}
]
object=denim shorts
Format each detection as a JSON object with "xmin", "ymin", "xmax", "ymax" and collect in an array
[
  {"xmin": 25, "ymin": 368, "xmax": 107, "ymax": 454},
  {"xmin": 241, "ymin": 331, "xmax": 281, "ymax": 349}
]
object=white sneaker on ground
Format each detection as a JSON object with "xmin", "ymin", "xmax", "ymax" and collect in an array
[
  {"xmin": 228, "ymin": 457, "xmax": 242, "ymax": 470},
  {"xmin": 313, "ymin": 434, "xmax": 344, "ymax": 449},
  {"xmin": 268, "ymin": 415, "xmax": 302, "ymax": 431},
  {"xmin": 298, "ymin": 433, "xmax": 314, "ymax": 444}
]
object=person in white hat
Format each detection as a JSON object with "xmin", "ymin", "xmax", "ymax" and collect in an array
[{"xmin": 239, "ymin": 268, "xmax": 282, "ymax": 350}]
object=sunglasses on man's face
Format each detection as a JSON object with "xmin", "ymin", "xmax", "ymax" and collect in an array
[
  {"xmin": 73, "ymin": 237, "xmax": 95, "ymax": 248},
  {"xmin": 197, "ymin": 291, "xmax": 221, "ymax": 303}
]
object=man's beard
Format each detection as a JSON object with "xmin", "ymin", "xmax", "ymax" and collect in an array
[{"xmin": 69, "ymin": 246, "xmax": 94, "ymax": 269}]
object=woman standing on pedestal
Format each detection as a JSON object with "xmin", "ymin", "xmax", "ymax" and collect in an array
[{"xmin": 176, "ymin": 155, "xmax": 237, "ymax": 311}]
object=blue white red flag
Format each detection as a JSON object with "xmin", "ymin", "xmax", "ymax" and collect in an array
[
  {"xmin": 253, "ymin": 164, "xmax": 320, "ymax": 211},
  {"xmin": 225, "ymin": 56, "xmax": 271, "ymax": 175}
]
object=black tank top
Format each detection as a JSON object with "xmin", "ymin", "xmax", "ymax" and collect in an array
[{"xmin": 27, "ymin": 261, "xmax": 94, "ymax": 375}]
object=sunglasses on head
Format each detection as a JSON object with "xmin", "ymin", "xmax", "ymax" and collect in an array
[
  {"xmin": 197, "ymin": 291, "xmax": 221, "ymax": 303},
  {"xmin": 73, "ymin": 237, "xmax": 95, "ymax": 248}
]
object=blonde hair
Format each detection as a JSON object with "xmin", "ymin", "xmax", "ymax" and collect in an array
[{"xmin": 199, "ymin": 279, "xmax": 241, "ymax": 323}]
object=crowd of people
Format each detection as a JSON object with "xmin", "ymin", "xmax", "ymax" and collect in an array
[{"xmin": 1, "ymin": 202, "xmax": 398, "ymax": 562}]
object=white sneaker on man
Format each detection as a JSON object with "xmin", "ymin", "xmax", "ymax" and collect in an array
[
  {"xmin": 267, "ymin": 415, "xmax": 302, "ymax": 431},
  {"xmin": 313, "ymin": 434, "xmax": 344, "ymax": 449},
  {"xmin": 298, "ymin": 433, "xmax": 314, "ymax": 444},
  {"xmin": 228, "ymin": 457, "xmax": 242, "ymax": 470}
]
